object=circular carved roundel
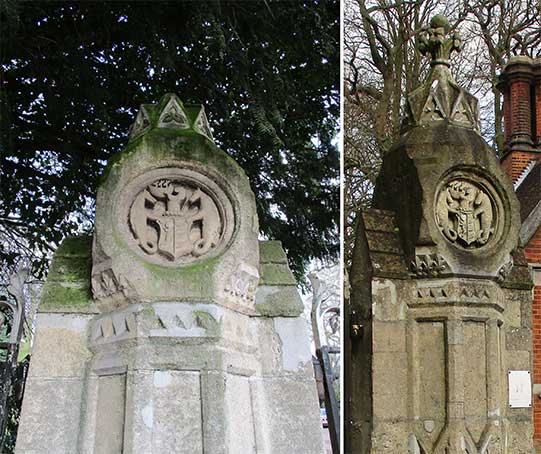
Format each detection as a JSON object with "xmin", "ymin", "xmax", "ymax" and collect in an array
[
  {"xmin": 435, "ymin": 177, "xmax": 499, "ymax": 249},
  {"xmin": 118, "ymin": 168, "xmax": 235, "ymax": 266}
]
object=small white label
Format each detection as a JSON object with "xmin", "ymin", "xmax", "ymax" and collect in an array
[{"xmin": 508, "ymin": 370, "xmax": 532, "ymax": 408}]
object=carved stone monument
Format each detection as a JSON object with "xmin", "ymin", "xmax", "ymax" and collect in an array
[
  {"xmin": 16, "ymin": 94, "xmax": 324, "ymax": 453},
  {"xmin": 347, "ymin": 15, "xmax": 534, "ymax": 454}
]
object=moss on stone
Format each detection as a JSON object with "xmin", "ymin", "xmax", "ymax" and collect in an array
[
  {"xmin": 40, "ymin": 282, "xmax": 93, "ymax": 310},
  {"xmin": 141, "ymin": 253, "xmax": 220, "ymax": 277},
  {"xmin": 99, "ymin": 120, "xmax": 249, "ymax": 192},
  {"xmin": 259, "ymin": 263, "xmax": 297, "ymax": 286},
  {"xmin": 259, "ymin": 240, "xmax": 288, "ymax": 264},
  {"xmin": 141, "ymin": 304, "xmax": 156, "ymax": 317},
  {"xmin": 40, "ymin": 236, "xmax": 94, "ymax": 311},
  {"xmin": 47, "ymin": 256, "xmax": 91, "ymax": 282},
  {"xmin": 193, "ymin": 310, "xmax": 220, "ymax": 334},
  {"xmin": 55, "ymin": 235, "xmax": 92, "ymax": 257},
  {"xmin": 255, "ymin": 286, "xmax": 303, "ymax": 317}
]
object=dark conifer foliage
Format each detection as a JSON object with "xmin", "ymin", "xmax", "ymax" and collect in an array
[{"xmin": 0, "ymin": 0, "xmax": 339, "ymax": 278}]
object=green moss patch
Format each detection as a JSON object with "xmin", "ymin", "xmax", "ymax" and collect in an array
[
  {"xmin": 55, "ymin": 235, "xmax": 92, "ymax": 257},
  {"xmin": 259, "ymin": 240, "xmax": 288, "ymax": 264},
  {"xmin": 194, "ymin": 310, "xmax": 220, "ymax": 334},
  {"xmin": 40, "ymin": 282, "xmax": 93, "ymax": 310},
  {"xmin": 255, "ymin": 286, "xmax": 303, "ymax": 317},
  {"xmin": 259, "ymin": 263, "xmax": 297, "ymax": 286},
  {"xmin": 40, "ymin": 236, "xmax": 94, "ymax": 311}
]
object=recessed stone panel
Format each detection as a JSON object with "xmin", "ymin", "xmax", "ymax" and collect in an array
[
  {"xmin": 463, "ymin": 321, "xmax": 487, "ymax": 443},
  {"xmin": 416, "ymin": 321, "xmax": 446, "ymax": 422},
  {"xmin": 151, "ymin": 370, "xmax": 203, "ymax": 453},
  {"xmin": 94, "ymin": 374, "xmax": 126, "ymax": 454}
]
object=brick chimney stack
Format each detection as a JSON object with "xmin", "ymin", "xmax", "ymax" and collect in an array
[{"xmin": 498, "ymin": 56, "xmax": 541, "ymax": 182}]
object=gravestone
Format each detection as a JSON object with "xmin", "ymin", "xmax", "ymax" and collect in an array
[
  {"xmin": 347, "ymin": 15, "xmax": 534, "ymax": 454},
  {"xmin": 16, "ymin": 94, "xmax": 324, "ymax": 454}
]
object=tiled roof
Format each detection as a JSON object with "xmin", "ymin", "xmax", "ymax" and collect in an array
[{"xmin": 516, "ymin": 160, "xmax": 541, "ymax": 223}]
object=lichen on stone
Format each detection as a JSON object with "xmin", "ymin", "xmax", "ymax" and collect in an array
[{"xmin": 39, "ymin": 235, "xmax": 95, "ymax": 312}]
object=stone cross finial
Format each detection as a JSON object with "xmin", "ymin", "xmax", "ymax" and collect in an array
[{"xmin": 418, "ymin": 14, "xmax": 462, "ymax": 67}]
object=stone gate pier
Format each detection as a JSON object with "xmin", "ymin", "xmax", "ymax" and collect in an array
[
  {"xmin": 347, "ymin": 16, "xmax": 534, "ymax": 454},
  {"xmin": 15, "ymin": 94, "xmax": 324, "ymax": 453}
]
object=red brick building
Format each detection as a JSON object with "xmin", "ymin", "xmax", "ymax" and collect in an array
[{"xmin": 498, "ymin": 55, "xmax": 541, "ymax": 449}]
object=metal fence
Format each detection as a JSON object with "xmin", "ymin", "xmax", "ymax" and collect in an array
[{"xmin": 0, "ymin": 270, "xmax": 28, "ymax": 453}]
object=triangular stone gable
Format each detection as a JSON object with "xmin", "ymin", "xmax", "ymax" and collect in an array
[
  {"xmin": 194, "ymin": 107, "xmax": 214, "ymax": 141},
  {"xmin": 128, "ymin": 105, "xmax": 151, "ymax": 139},
  {"xmin": 158, "ymin": 95, "xmax": 190, "ymax": 129}
]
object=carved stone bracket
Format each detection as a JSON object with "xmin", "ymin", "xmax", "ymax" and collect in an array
[
  {"xmin": 496, "ymin": 258, "xmax": 514, "ymax": 283},
  {"xmin": 91, "ymin": 261, "xmax": 136, "ymax": 308},
  {"xmin": 225, "ymin": 263, "xmax": 260, "ymax": 303}
]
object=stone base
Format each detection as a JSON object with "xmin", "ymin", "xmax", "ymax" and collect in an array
[{"xmin": 16, "ymin": 303, "xmax": 324, "ymax": 454}]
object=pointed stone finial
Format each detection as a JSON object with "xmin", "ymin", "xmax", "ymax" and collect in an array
[
  {"xmin": 402, "ymin": 15, "xmax": 478, "ymax": 131},
  {"xmin": 127, "ymin": 93, "xmax": 214, "ymax": 143},
  {"xmin": 418, "ymin": 14, "xmax": 462, "ymax": 67}
]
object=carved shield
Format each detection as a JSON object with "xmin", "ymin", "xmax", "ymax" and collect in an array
[
  {"xmin": 456, "ymin": 210, "xmax": 478, "ymax": 245},
  {"xmin": 129, "ymin": 180, "xmax": 222, "ymax": 262}
]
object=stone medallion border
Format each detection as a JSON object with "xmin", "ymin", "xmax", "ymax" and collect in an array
[{"xmin": 115, "ymin": 163, "xmax": 237, "ymax": 267}]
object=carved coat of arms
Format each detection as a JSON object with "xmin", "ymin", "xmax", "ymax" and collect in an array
[
  {"xmin": 436, "ymin": 180, "xmax": 494, "ymax": 247},
  {"xmin": 129, "ymin": 179, "xmax": 223, "ymax": 262}
]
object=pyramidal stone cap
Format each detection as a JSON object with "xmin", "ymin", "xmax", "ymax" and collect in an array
[
  {"xmin": 403, "ymin": 14, "xmax": 480, "ymax": 132},
  {"xmin": 128, "ymin": 93, "xmax": 214, "ymax": 143}
]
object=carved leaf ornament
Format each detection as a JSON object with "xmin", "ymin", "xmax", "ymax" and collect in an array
[{"xmin": 436, "ymin": 179, "xmax": 496, "ymax": 248}]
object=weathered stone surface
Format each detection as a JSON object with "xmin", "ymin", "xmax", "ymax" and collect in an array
[
  {"xmin": 94, "ymin": 374, "xmax": 126, "ymax": 454},
  {"xmin": 17, "ymin": 93, "xmax": 323, "ymax": 454},
  {"xmin": 254, "ymin": 285, "xmax": 304, "ymax": 317},
  {"xmin": 259, "ymin": 263, "xmax": 297, "ymax": 286},
  {"xmin": 259, "ymin": 240, "xmax": 288, "ymax": 263},
  {"xmin": 506, "ymin": 327, "xmax": 533, "ymax": 351},
  {"xmin": 16, "ymin": 313, "xmax": 93, "ymax": 454},
  {"xmin": 27, "ymin": 313, "xmax": 93, "ymax": 378},
  {"xmin": 347, "ymin": 15, "xmax": 534, "ymax": 454},
  {"xmin": 361, "ymin": 210, "xmax": 409, "ymax": 280},
  {"xmin": 251, "ymin": 377, "xmax": 324, "ymax": 454},
  {"xmin": 150, "ymin": 370, "xmax": 204, "ymax": 453},
  {"xmin": 15, "ymin": 379, "xmax": 84, "ymax": 453},
  {"xmin": 40, "ymin": 235, "xmax": 97, "ymax": 313}
]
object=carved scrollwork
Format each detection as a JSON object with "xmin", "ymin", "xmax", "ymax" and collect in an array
[
  {"xmin": 129, "ymin": 179, "xmax": 223, "ymax": 263},
  {"xmin": 435, "ymin": 179, "xmax": 496, "ymax": 248}
]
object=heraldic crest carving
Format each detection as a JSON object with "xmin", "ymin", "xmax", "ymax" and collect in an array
[
  {"xmin": 127, "ymin": 175, "xmax": 231, "ymax": 264},
  {"xmin": 435, "ymin": 178, "xmax": 496, "ymax": 248}
]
